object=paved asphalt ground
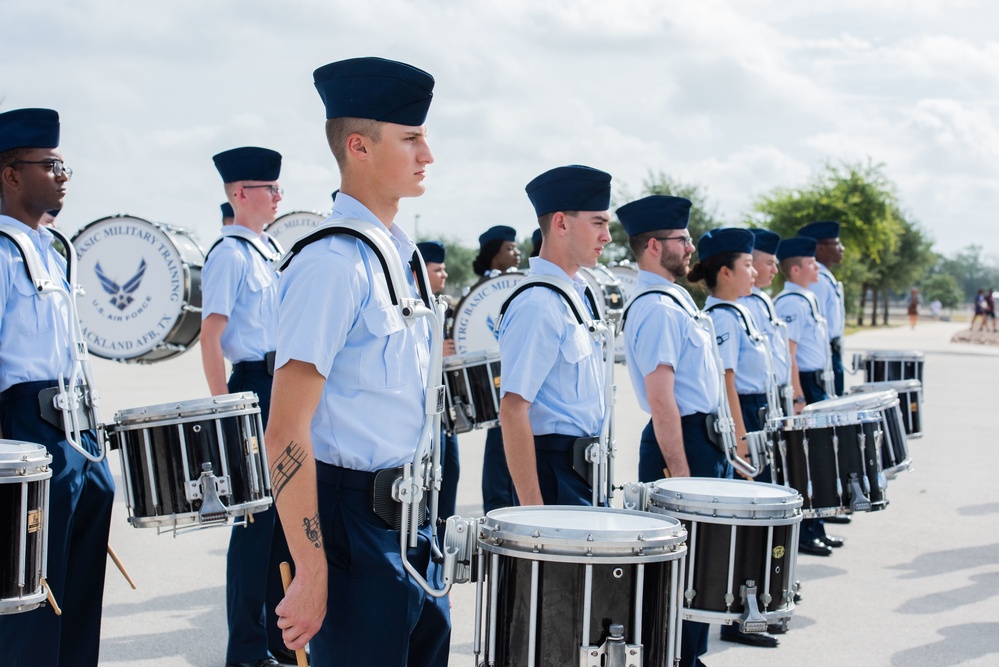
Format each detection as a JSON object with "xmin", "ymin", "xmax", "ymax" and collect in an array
[{"xmin": 85, "ymin": 321, "xmax": 997, "ymax": 666}]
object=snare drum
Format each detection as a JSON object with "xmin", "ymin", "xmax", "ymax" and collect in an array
[
  {"xmin": 1, "ymin": 441, "xmax": 51, "ymax": 615},
  {"xmin": 477, "ymin": 506, "xmax": 687, "ymax": 667},
  {"xmin": 443, "ymin": 349, "xmax": 501, "ymax": 434},
  {"xmin": 265, "ymin": 210, "xmax": 325, "ymax": 249},
  {"xmin": 647, "ymin": 478, "xmax": 802, "ymax": 632},
  {"xmin": 768, "ymin": 411, "xmax": 888, "ymax": 516},
  {"xmin": 110, "ymin": 394, "xmax": 271, "ymax": 532},
  {"xmin": 451, "ymin": 271, "xmax": 527, "ymax": 354},
  {"xmin": 580, "ymin": 264, "xmax": 625, "ymax": 322},
  {"xmin": 72, "ymin": 215, "xmax": 204, "ymax": 363},
  {"xmin": 852, "ymin": 380, "xmax": 923, "ymax": 439},
  {"xmin": 805, "ymin": 390, "xmax": 911, "ymax": 478},
  {"xmin": 853, "ymin": 350, "xmax": 924, "ymax": 384}
]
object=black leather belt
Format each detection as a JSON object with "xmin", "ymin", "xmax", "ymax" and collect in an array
[
  {"xmin": 534, "ymin": 434, "xmax": 598, "ymax": 485},
  {"xmin": 233, "ymin": 351, "xmax": 276, "ymax": 376},
  {"xmin": 315, "ymin": 460, "xmax": 427, "ymax": 531},
  {"xmin": 0, "ymin": 380, "xmax": 94, "ymax": 431}
]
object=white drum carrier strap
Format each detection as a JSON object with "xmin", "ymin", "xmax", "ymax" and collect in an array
[
  {"xmin": 703, "ymin": 301, "xmax": 765, "ymax": 342},
  {"xmin": 774, "ymin": 290, "xmax": 836, "ymax": 397},
  {"xmin": 747, "ymin": 291, "xmax": 781, "ymax": 327},
  {"xmin": 774, "ymin": 290, "xmax": 825, "ymax": 325},
  {"xmin": 621, "ymin": 283, "xmax": 697, "ymax": 327},
  {"xmin": 0, "ymin": 222, "xmax": 70, "ymax": 291},
  {"xmin": 496, "ymin": 273, "xmax": 603, "ymax": 334},
  {"xmin": 206, "ymin": 227, "xmax": 285, "ymax": 264}
]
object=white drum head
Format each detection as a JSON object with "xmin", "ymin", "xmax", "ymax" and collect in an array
[
  {"xmin": 451, "ymin": 271, "xmax": 526, "ymax": 354},
  {"xmin": 608, "ymin": 263, "xmax": 639, "ymax": 300},
  {"xmin": 804, "ymin": 390, "xmax": 898, "ymax": 414},
  {"xmin": 265, "ymin": 211, "xmax": 325, "ymax": 249},
  {"xmin": 73, "ymin": 216, "xmax": 203, "ymax": 361},
  {"xmin": 115, "ymin": 392, "xmax": 260, "ymax": 429},
  {"xmin": 649, "ymin": 477, "xmax": 802, "ymax": 522},
  {"xmin": 0, "ymin": 440, "xmax": 52, "ymax": 472}
]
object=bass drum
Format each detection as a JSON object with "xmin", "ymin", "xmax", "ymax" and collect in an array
[
  {"xmin": 580, "ymin": 264, "xmax": 625, "ymax": 322},
  {"xmin": 72, "ymin": 215, "xmax": 204, "ymax": 363},
  {"xmin": 450, "ymin": 271, "xmax": 527, "ymax": 354},
  {"xmin": 265, "ymin": 211, "xmax": 325, "ymax": 249}
]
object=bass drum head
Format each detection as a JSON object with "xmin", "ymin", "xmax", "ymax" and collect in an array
[
  {"xmin": 608, "ymin": 262, "xmax": 639, "ymax": 301},
  {"xmin": 265, "ymin": 211, "xmax": 325, "ymax": 249},
  {"xmin": 579, "ymin": 264, "xmax": 624, "ymax": 319},
  {"xmin": 451, "ymin": 271, "xmax": 526, "ymax": 354},
  {"xmin": 73, "ymin": 215, "xmax": 204, "ymax": 362}
]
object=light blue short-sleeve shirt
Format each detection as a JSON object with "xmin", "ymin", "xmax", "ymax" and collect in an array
[
  {"xmin": 202, "ymin": 225, "xmax": 278, "ymax": 363},
  {"xmin": 705, "ymin": 295, "xmax": 768, "ymax": 395},
  {"xmin": 498, "ymin": 257, "xmax": 604, "ymax": 437},
  {"xmin": 0, "ymin": 216, "xmax": 75, "ymax": 393},
  {"xmin": 812, "ymin": 264, "xmax": 844, "ymax": 339},
  {"xmin": 623, "ymin": 271, "xmax": 719, "ymax": 417},
  {"xmin": 775, "ymin": 283, "xmax": 828, "ymax": 373},
  {"xmin": 740, "ymin": 288, "xmax": 792, "ymax": 386},
  {"xmin": 275, "ymin": 193, "xmax": 429, "ymax": 471}
]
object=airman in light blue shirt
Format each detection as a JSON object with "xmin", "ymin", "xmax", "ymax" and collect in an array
[{"xmin": 705, "ymin": 294, "xmax": 768, "ymax": 395}]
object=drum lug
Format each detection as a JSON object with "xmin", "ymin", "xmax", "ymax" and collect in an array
[
  {"xmin": 622, "ymin": 482, "xmax": 648, "ymax": 512},
  {"xmin": 737, "ymin": 581, "xmax": 769, "ymax": 634},
  {"xmin": 579, "ymin": 623, "xmax": 642, "ymax": 667},
  {"xmin": 441, "ymin": 517, "xmax": 478, "ymax": 585}
]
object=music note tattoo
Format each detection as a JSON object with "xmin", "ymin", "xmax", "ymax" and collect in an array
[
  {"xmin": 303, "ymin": 513, "xmax": 322, "ymax": 549},
  {"xmin": 270, "ymin": 441, "xmax": 305, "ymax": 501}
]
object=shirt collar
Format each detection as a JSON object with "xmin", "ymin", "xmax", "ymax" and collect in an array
[
  {"xmin": 636, "ymin": 268, "xmax": 674, "ymax": 287},
  {"xmin": 528, "ymin": 257, "xmax": 588, "ymax": 289},
  {"xmin": 331, "ymin": 193, "xmax": 415, "ymax": 267},
  {"xmin": 0, "ymin": 215, "xmax": 54, "ymax": 253}
]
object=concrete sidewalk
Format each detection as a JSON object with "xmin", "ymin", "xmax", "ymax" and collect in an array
[{"xmin": 87, "ymin": 321, "xmax": 998, "ymax": 665}]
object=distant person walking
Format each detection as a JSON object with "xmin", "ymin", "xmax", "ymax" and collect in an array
[
  {"xmin": 982, "ymin": 289, "xmax": 997, "ymax": 333},
  {"xmin": 907, "ymin": 287, "xmax": 920, "ymax": 329},
  {"xmin": 930, "ymin": 298, "xmax": 941, "ymax": 320},
  {"xmin": 971, "ymin": 289, "xmax": 986, "ymax": 330}
]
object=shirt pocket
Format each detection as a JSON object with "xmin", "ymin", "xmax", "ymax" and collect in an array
[
  {"xmin": 558, "ymin": 323, "xmax": 599, "ymax": 404},
  {"xmin": 14, "ymin": 271, "xmax": 55, "ymax": 335},
  {"xmin": 358, "ymin": 303, "xmax": 407, "ymax": 388}
]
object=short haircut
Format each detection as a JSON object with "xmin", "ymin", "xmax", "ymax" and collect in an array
[
  {"xmin": 628, "ymin": 231, "xmax": 657, "ymax": 259},
  {"xmin": 779, "ymin": 256, "xmax": 805, "ymax": 277},
  {"xmin": 0, "ymin": 147, "xmax": 29, "ymax": 202},
  {"xmin": 537, "ymin": 210, "xmax": 578, "ymax": 235},
  {"xmin": 325, "ymin": 117, "xmax": 383, "ymax": 169}
]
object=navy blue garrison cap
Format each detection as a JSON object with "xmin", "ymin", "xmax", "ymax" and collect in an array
[
  {"xmin": 531, "ymin": 228, "xmax": 543, "ymax": 248},
  {"xmin": 0, "ymin": 108, "xmax": 60, "ymax": 153},
  {"xmin": 698, "ymin": 227, "xmax": 754, "ymax": 262},
  {"xmin": 616, "ymin": 195, "xmax": 692, "ymax": 236},
  {"xmin": 526, "ymin": 165, "xmax": 612, "ymax": 217},
  {"xmin": 313, "ymin": 57, "xmax": 435, "ymax": 125},
  {"xmin": 749, "ymin": 228, "xmax": 781, "ymax": 255},
  {"xmin": 220, "ymin": 202, "xmax": 234, "ymax": 219},
  {"xmin": 212, "ymin": 147, "xmax": 282, "ymax": 183},
  {"xmin": 417, "ymin": 241, "xmax": 446, "ymax": 264},
  {"xmin": 776, "ymin": 236, "xmax": 817, "ymax": 262},
  {"xmin": 478, "ymin": 225, "xmax": 517, "ymax": 247},
  {"xmin": 798, "ymin": 220, "xmax": 840, "ymax": 240}
]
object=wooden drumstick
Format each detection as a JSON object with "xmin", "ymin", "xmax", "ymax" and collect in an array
[
  {"xmin": 40, "ymin": 578, "xmax": 62, "ymax": 616},
  {"xmin": 279, "ymin": 561, "xmax": 308, "ymax": 667},
  {"xmin": 107, "ymin": 544, "xmax": 137, "ymax": 590}
]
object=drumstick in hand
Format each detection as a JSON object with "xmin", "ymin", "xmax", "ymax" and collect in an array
[
  {"xmin": 108, "ymin": 544, "xmax": 137, "ymax": 589},
  {"xmin": 279, "ymin": 561, "xmax": 308, "ymax": 667}
]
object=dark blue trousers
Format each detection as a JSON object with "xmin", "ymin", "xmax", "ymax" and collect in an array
[
  {"xmin": 312, "ymin": 463, "xmax": 451, "ymax": 666},
  {"xmin": 799, "ymin": 371, "xmax": 830, "ymax": 543},
  {"xmin": 482, "ymin": 426, "xmax": 515, "ymax": 513},
  {"xmin": 832, "ymin": 346, "xmax": 844, "ymax": 397},
  {"xmin": 437, "ymin": 427, "xmax": 459, "ymax": 550},
  {"xmin": 639, "ymin": 415, "xmax": 731, "ymax": 667},
  {"xmin": 740, "ymin": 392, "xmax": 772, "ymax": 484},
  {"xmin": 0, "ymin": 381, "xmax": 114, "ymax": 667},
  {"xmin": 225, "ymin": 365, "xmax": 292, "ymax": 663},
  {"xmin": 531, "ymin": 434, "xmax": 594, "ymax": 506}
]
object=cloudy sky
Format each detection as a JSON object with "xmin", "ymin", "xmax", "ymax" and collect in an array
[{"xmin": 2, "ymin": 0, "xmax": 997, "ymax": 257}]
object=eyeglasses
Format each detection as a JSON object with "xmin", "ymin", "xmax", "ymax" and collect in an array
[
  {"xmin": 11, "ymin": 159, "xmax": 73, "ymax": 180},
  {"xmin": 243, "ymin": 185, "xmax": 284, "ymax": 196},
  {"xmin": 654, "ymin": 235, "xmax": 694, "ymax": 247}
]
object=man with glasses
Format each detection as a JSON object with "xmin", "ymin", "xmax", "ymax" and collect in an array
[
  {"xmin": 798, "ymin": 221, "xmax": 846, "ymax": 396},
  {"xmin": 0, "ymin": 108, "xmax": 115, "ymax": 667},
  {"xmin": 205, "ymin": 146, "xmax": 291, "ymax": 667},
  {"xmin": 618, "ymin": 195, "xmax": 730, "ymax": 667}
]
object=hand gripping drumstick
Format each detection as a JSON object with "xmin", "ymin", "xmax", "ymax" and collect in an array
[
  {"xmin": 108, "ymin": 544, "xmax": 138, "ymax": 590},
  {"xmin": 279, "ymin": 561, "xmax": 308, "ymax": 667}
]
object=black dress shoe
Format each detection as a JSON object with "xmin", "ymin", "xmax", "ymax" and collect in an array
[
  {"xmin": 225, "ymin": 660, "xmax": 280, "ymax": 667},
  {"xmin": 768, "ymin": 622, "xmax": 788, "ymax": 634},
  {"xmin": 798, "ymin": 538, "xmax": 833, "ymax": 556},
  {"xmin": 825, "ymin": 515, "xmax": 852, "ymax": 524},
  {"xmin": 820, "ymin": 534, "xmax": 845, "ymax": 548},
  {"xmin": 719, "ymin": 629, "xmax": 779, "ymax": 647},
  {"xmin": 270, "ymin": 647, "xmax": 308, "ymax": 666}
]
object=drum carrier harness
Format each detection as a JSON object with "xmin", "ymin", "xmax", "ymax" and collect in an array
[
  {"xmin": 773, "ymin": 290, "xmax": 836, "ymax": 398},
  {"xmin": 0, "ymin": 222, "xmax": 106, "ymax": 463}
]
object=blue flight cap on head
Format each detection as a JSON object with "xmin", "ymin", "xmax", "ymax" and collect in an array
[
  {"xmin": 212, "ymin": 147, "xmax": 282, "ymax": 183},
  {"xmin": 776, "ymin": 236, "xmax": 817, "ymax": 262},
  {"xmin": 525, "ymin": 165, "xmax": 612, "ymax": 217},
  {"xmin": 798, "ymin": 220, "xmax": 840, "ymax": 240},
  {"xmin": 749, "ymin": 228, "xmax": 781, "ymax": 255},
  {"xmin": 697, "ymin": 227, "xmax": 754, "ymax": 261},
  {"xmin": 616, "ymin": 195, "xmax": 692, "ymax": 236},
  {"xmin": 0, "ymin": 108, "xmax": 60, "ymax": 153},
  {"xmin": 478, "ymin": 225, "xmax": 517, "ymax": 247},
  {"xmin": 220, "ymin": 202, "xmax": 234, "ymax": 219},
  {"xmin": 313, "ymin": 57, "xmax": 435, "ymax": 125},
  {"xmin": 531, "ymin": 228, "xmax": 543, "ymax": 248},
  {"xmin": 417, "ymin": 241, "xmax": 446, "ymax": 264}
]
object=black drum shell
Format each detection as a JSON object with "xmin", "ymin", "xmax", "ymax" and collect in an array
[
  {"xmin": 443, "ymin": 352, "xmax": 501, "ymax": 434},
  {"xmin": 0, "ymin": 478, "xmax": 46, "ymax": 603}
]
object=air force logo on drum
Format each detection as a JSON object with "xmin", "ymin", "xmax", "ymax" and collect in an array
[{"xmin": 95, "ymin": 259, "xmax": 147, "ymax": 310}]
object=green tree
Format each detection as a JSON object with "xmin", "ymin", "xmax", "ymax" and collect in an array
[
  {"xmin": 920, "ymin": 273, "xmax": 963, "ymax": 309},
  {"xmin": 866, "ymin": 217, "xmax": 935, "ymax": 325},
  {"xmin": 934, "ymin": 245, "xmax": 999, "ymax": 301},
  {"xmin": 751, "ymin": 161, "xmax": 906, "ymax": 324}
]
